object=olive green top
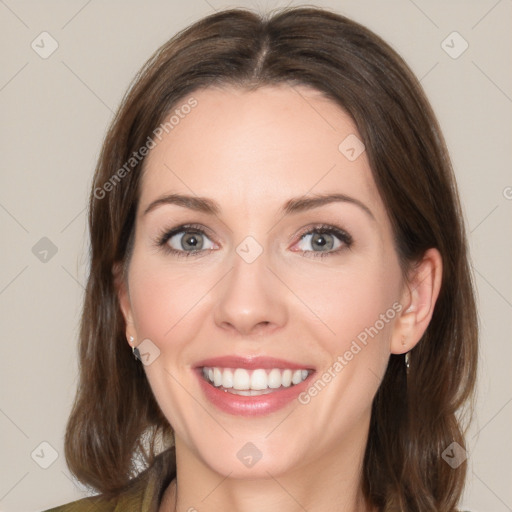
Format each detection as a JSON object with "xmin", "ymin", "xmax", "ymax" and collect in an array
[
  {"xmin": 43, "ymin": 448, "xmax": 176, "ymax": 512},
  {"xmin": 43, "ymin": 447, "xmax": 472, "ymax": 512}
]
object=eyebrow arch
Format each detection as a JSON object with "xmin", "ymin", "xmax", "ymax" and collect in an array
[
  {"xmin": 282, "ymin": 193, "xmax": 375, "ymax": 220},
  {"xmin": 143, "ymin": 194, "xmax": 220, "ymax": 216},
  {"xmin": 143, "ymin": 192, "xmax": 375, "ymax": 220}
]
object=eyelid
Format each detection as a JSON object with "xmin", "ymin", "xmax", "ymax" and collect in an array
[
  {"xmin": 155, "ymin": 222, "xmax": 353, "ymax": 257},
  {"xmin": 157, "ymin": 223, "xmax": 215, "ymax": 243},
  {"xmin": 154, "ymin": 223, "xmax": 218, "ymax": 255},
  {"xmin": 293, "ymin": 223, "xmax": 352, "ymax": 244},
  {"xmin": 288, "ymin": 223, "xmax": 353, "ymax": 255}
]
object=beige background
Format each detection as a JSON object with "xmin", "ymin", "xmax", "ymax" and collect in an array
[{"xmin": 0, "ymin": 1, "xmax": 510, "ymax": 511}]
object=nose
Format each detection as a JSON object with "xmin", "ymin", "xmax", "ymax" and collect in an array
[{"xmin": 213, "ymin": 246, "xmax": 288, "ymax": 337}]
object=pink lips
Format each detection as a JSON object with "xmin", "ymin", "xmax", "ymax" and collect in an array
[{"xmin": 194, "ymin": 356, "xmax": 314, "ymax": 416}]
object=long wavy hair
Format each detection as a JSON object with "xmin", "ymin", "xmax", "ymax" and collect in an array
[{"xmin": 64, "ymin": 7, "xmax": 478, "ymax": 511}]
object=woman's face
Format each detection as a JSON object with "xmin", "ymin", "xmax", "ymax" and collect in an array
[{"xmin": 119, "ymin": 84, "xmax": 407, "ymax": 479}]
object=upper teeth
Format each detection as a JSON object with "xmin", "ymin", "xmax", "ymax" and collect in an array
[{"xmin": 202, "ymin": 367, "xmax": 309, "ymax": 391}]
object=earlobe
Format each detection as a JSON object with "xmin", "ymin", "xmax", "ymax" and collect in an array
[
  {"xmin": 391, "ymin": 248, "xmax": 443, "ymax": 355},
  {"xmin": 112, "ymin": 261, "xmax": 136, "ymax": 343}
]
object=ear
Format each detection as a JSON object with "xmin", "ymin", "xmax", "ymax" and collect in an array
[
  {"xmin": 112, "ymin": 261, "xmax": 137, "ymax": 346},
  {"xmin": 391, "ymin": 248, "xmax": 443, "ymax": 355}
]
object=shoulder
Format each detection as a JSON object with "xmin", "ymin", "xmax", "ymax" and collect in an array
[
  {"xmin": 42, "ymin": 495, "xmax": 115, "ymax": 511},
  {"xmin": 41, "ymin": 483, "xmax": 163, "ymax": 511},
  {"xmin": 41, "ymin": 484, "xmax": 144, "ymax": 512},
  {"xmin": 42, "ymin": 447, "xmax": 176, "ymax": 512}
]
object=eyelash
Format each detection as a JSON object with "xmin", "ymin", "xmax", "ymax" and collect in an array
[{"xmin": 154, "ymin": 223, "xmax": 353, "ymax": 259}]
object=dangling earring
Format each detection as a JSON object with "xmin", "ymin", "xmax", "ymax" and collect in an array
[
  {"xmin": 401, "ymin": 334, "xmax": 410, "ymax": 374},
  {"xmin": 129, "ymin": 336, "xmax": 140, "ymax": 361}
]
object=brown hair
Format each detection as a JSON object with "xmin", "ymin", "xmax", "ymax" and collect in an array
[{"xmin": 64, "ymin": 6, "xmax": 478, "ymax": 511}]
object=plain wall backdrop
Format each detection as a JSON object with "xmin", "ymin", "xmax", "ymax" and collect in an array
[{"xmin": 0, "ymin": 1, "xmax": 511, "ymax": 510}]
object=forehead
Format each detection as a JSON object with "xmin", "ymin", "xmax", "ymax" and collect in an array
[{"xmin": 139, "ymin": 84, "xmax": 383, "ymax": 217}]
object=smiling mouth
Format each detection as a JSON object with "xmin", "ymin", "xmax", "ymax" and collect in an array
[{"xmin": 201, "ymin": 366, "xmax": 312, "ymax": 396}]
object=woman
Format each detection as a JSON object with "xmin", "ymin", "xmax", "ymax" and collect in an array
[{"xmin": 46, "ymin": 6, "xmax": 477, "ymax": 512}]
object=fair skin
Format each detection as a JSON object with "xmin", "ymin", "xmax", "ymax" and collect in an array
[{"xmin": 116, "ymin": 84, "xmax": 442, "ymax": 512}]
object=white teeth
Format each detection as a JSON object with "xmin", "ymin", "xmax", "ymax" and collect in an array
[
  {"xmin": 213, "ymin": 367, "xmax": 223, "ymax": 387},
  {"xmin": 222, "ymin": 368, "xmax": 233, "ymax": 388},
  {"xmin": 233, "ymin": 368, "xmax": 251, "ymax": 390},
  {"xmin": 202, "ymin": 366, "xmax": 310, "ymax": 391},
  {"xmin": 250, "ymin": 369, "xmax": 268, "ymax": 390},
  {"xmin": 268, "ymin": 368, "xmax": 282, "ymax": 389},
  {"xmin": 281, "ymin": 369, "xmax": 292, "ymax": 387},
  {"xmin": 229, "ymin": 388, "xmax": 274, "ymax": 396},
  {"xmin": 292, "ymin": 369, "xmax": 303, "ymax": 385}
]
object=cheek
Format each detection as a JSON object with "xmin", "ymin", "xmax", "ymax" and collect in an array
[
  {"xmin": 128, "ymin": 257, "xmax": 211, "ymax": 343},
  {"xmin": 290, "ymin": 256, "xmax": 401, "ymax": 357},
  {"xmin": 126, "ymin": 257, "xmax": 212, "ymax": 439},
  {"xmin": 290, "ymin": 263, "xmax": 402, "ymax": 437}
]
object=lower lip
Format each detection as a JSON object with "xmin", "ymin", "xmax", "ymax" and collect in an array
[{"xmin": 196, "ymin": 370, "xmax": 314, "ymax": 416}]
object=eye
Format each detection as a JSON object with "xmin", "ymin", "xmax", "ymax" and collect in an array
[
  {"xmin": 168, "ymin": 230, "xmax": 215, "ymax": 252},
  {"xmin": 292, "ymin": 224, "xmax": 352, "ymax": 257},
  {"xmin": 155, "ymin": 223, "xmax": 352, "ymax": 258},
  {"xmin": 156, "ymin": 224, "xmax": 216, "ymax": 257}
]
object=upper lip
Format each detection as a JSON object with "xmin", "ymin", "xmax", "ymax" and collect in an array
[{"xmin": 194, "ymin": 356, "xmax": 314, "ymax": 370}]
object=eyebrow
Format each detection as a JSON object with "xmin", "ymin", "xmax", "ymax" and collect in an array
[{"xmin": 143, "ymin": 192, "xmax": 375, "ymax": 220}]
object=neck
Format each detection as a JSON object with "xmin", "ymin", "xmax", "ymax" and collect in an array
[{"xmin": 161, "ymin": 436, "xmax": 372, "ymax": 512}]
